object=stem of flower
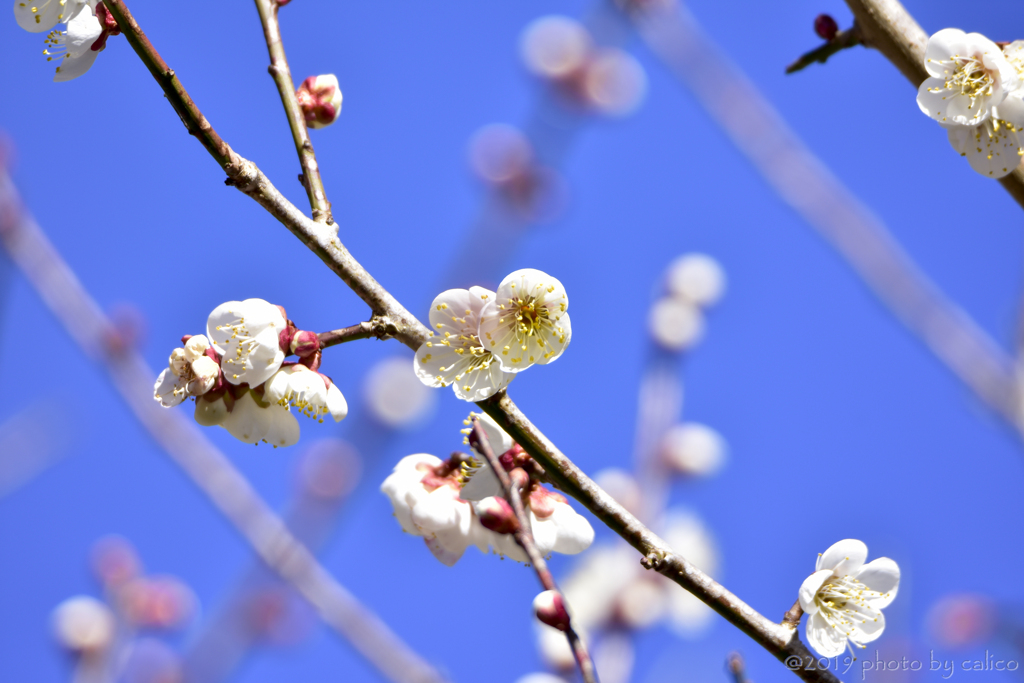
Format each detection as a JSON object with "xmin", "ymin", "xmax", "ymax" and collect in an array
[
  {"xmin": 785, "ymin": 27, "xmax": 863, "ymax": 74},
  {"xmin": 252, "ymin": 0, "xmax": 334, "ymax": 224},
  {"xmin": 318, "ymin": 316, "xmax": 400, "ymax": 349},
  {"xmin": 469, "ymin": 419, "xmax": 599, "ymax": 683},
  {"xmin": 782, "ymin": 599, "xmax": 804, "ymax": 629}
]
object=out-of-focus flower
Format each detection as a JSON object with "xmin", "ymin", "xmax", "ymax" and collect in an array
[
  {"xmin": 264, "ymin": 364, "xmax": 348, "ymax": 423},
  {"xmin": 581, "ymin": 48, "xmax": 647, "ymax": 117},
  {"xmin": 660, "ymin": 423, "xmax": 726, "ymax": 477},
  {"xmin": 927, "ymin": 594, "xmax": 997, "ymax": 649},
  {"xmin": 296, "ymin": 74, "xmax": 343, "ymax": 129},
  {"xmin": 207, "ymin": 298, "xmax": 287, "ymax": 387},
  {"xmin": 514, "ymin": 675, "xmax": 569, "ymax": 683},
  {"xmin": 119, "ymin": 576, "xmax": 196, "ymax": 630},
  {"xmin": 593, "ymin": 468, "xmax": 643, "ymax": 516},
  {"xmin": 469, "ymin": 124, "xmax": 534, "ymax": 184},
  {"xmin": 799, "ymin": 539, "xmax": 900, "ymax": 657},
  {"xmin": 364, "ymin": 355, "xmax": 436, "ymax": 428},
  {"xmin": 414, "ymin": 286, "xmax": 514, "ymax": 401},
  {"xmin": 520, "ymin": 15, "xmax": 591, "ymax": 80},
  {"xmin": 296, "ymin": 439, "xmax": 361, "ymax": 501},
  {"xmin": 121, "ymin": 638, "xmax": 182, "ymax": 683},
  {"xmin": 51, "ymin": 596, "xmax": 115, "ymax": 654},
  {"xmin": 648, "ymin": 297, "xmax": 703, "ymax": 350},
  {"xmin": 666, "ymin": 254, "xmax": 726, "ymax": 307},
  {"xmin": 478, "ymin": 268, "xmax": 571, "ymax": 373},
  {"xmin": 91, "ymin": 535, "xmax": 141, "ymax": 586},
  {"xmin": 917, "ymin": 29, "xmax": 1020, "ymax": 128}
]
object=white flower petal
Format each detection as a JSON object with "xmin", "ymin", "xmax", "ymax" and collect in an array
[
  {"xmin": 325, "ymin": 382, "xmax": 348, "ymax": 422},
  {"xmin": 546, "ymin": 503, "xmax": 594, "ymax": 555},
  {"xmin": 947, "ymin": 123, "xmax": 1024, "ymax": 178},
  {"xmin": 799, "ymin": 569, "xmax": 833, "ymax": 614},
  {"xmin": 61, "ymin": 6, "xmax": 101, "ymax": 58},
  {"xmin": 193, "ymin": 396, "xmax": 228, "ymax": 426},
  {"xmin": 459, "ymin": 461, "xmax": 502, "ymax": 502},
  {"xmin": 262, "ymin": 404, "xmax": 299, "ymax": 448},
  {"xmin": 816, "ymin": 539, "xmax": 867, "ymax": 576},
  {"xmin": 806, "ymin": 611, "xmax": 847, "ymax": 658},
  {"xmin": 424, "ymin": 536, "xmax": 463, "ymax": 566},
  {"xmin": 220, "ymin": 392, "xmax": 271, "ymax": 444},
  {"xmin": 14, "ymin": 0, "xmax": 63, "ymax": 32},
  {"xmin": 206, "ymin": 299, "xmax": 286, "ymax": 386},
  {"xmin": 153, "ymin": 368, "xmax": 186, "ymax": 407},
  {"xmin": 54, "ymin": 47, "xmax": 99, "ymax": 82},
  {"xmin": 854, "ymin": 557, "xmax": 900, "ymax": 609},
  {"xmin": 851, "ymin": 610, "xmax": 886, "ymax": 645}
]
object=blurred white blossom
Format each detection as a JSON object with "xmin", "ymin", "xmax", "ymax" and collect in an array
[{"xmin": 51, "ymin": 596, "xmax": 115, "ymax": 654}]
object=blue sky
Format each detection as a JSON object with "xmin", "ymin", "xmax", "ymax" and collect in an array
[{"xmin": 3, "ymin": 0, "xmax": 1024, "ymax": 681}]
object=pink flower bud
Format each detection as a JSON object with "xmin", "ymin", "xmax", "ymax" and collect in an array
[
  {"xmin": 814, "ymin": 14, "xmax": 839, "ymax": 41},
  {"xmin": 476, "ymin": 496, "xmax": 520, "ymax": 534},
  {"xmin": 291, "ymin": 330, "xmax": 320, "ymax": 357},
  {"xmin": 533, "ymin": 590, "xmax": 571, "ymax": 631},
  {"xmin": 296, "ymin": 75, "xmax": 343, "ymax": 129}
]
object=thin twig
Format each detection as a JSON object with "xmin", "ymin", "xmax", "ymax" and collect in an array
[
  {"xmin": 785, "ymin": 27, "xmax": 863, "ymax": 74},
  {"xmin": 253, "ymin": 0, "xmax": 333, "ymax": 223},
  {"xmin": 621, "ymin": 1, "xmax": 1024, "ymax": 437},
  {"xmin": 477, "ymin": 392, "xmax": 837, "ymax": 683},
  {"xmin": 782, "ymin": 599, "xmax": 804, "ymax": 629},
  {"xmin": 469, "ymin": 419, "xmax": 598, "ymax": 683},
  {"xmin": 840, "ymin": 0, "xmax": 1024, "ymax": 208},
  {"xmin": 0, "ymin": 171, "xmax": 448, "ymax": 683},
  {"xmin": 96, "ymin": 3, "xmax": 840, "ymax": 679},
  {"xmin": 318, "ymin": 316, "xmax": 398, "ymax": 349}
]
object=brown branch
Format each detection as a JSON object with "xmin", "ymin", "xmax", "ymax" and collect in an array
[
  {"xmin": 477, "ymin": 393, "xmax": 836, "ymax": 683},
  {"xmin": 253, "ymin": 0, "xmax": 333, "ymax": 223},
  {"xmin": 93, "ymin": 3, "xmax": 840, "ymax": 679},
  {"xmin": 842, "ymin": 0, "xmax": 1024, "ymax": 208},
  {"xmin": 622, "ymin": 2, "xmax": 1024, "ymax": 438},
  {"xmin": 0, "ymin": 170, "xmax": 448, "ymax": 683},
  {"xmin": 318, "ymin": 316, "xmax": 399, "ymax": 349},
  {"xmin": 786, "ymin": 27, "xmax": 863, "ymax": 74},
  {"xmin": 782, "ymin": 599, "xmax": 804, "ymax": 629},
  {"xmin": 469, "ymin": 419, "xmax": 598, "ymax": 683}
]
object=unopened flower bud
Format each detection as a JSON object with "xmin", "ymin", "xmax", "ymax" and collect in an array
[
  {"xmin": 297, "ymin": 75, "xmax": 343, "ymax": 129},
  {"xmin": 184, "ymin": 335, "xmax": 210, "ymax": 362},
  {"xmin": 52, "ymin": 596, "xmax": 115, "ymax": 654},
  {"xmin": 510, "ymin": 467, "xmax": 530, "ymax": 490},
  {"xmin": 291, "ymin": 330, "xmax": 320, "ymax": 357},
  {"xmin": 533, "ymin": 590, "xmax": 571, "ymax": 631},
  {"xmin": 169, "ymin": 348, "xmax": 188, "ymax": 375},
  {"xmin": 187, "ymin": 356, "xmax": 220, "ymax": 396},
  {"xmin": 814, "ymin": 14, "xmax": 839, "ymax": 41},
  {"xmin": 476, "ymin": 496, "xmax": 520, "ymax": 534}
]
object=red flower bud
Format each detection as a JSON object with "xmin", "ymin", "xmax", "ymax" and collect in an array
[
  {"xmin": 533, "ymin": 590, "xmax": 571, "ymax": 631},
  {"xmin": 814, "ymin": 14, "xmax": 839, "ymax": 41},
  {"xmin": 476, "ymin": 496, "xmax": 520, "ymax": 534}
]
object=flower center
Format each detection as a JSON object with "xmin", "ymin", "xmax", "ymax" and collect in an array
[
  {"xmin": 946, "ymin": 55, "xmax": 996, "ymax": 107},
  {"xmin": 42, "ymin": 29, "xmax": 70, "ymax": 63},
  {"xmin": 814, "ymin": 575, "xmax": 884, "ymax": 647},
  {"xmin": 511, "ymin": 296, "xmax": 552, "ymax": 337}
]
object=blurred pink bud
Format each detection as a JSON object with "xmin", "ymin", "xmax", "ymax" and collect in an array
[
  {"xmin": 468, "ymin": 124, "xmax": 533, "ymax": 185},
  {"xmin": 91, "ymin": 535, "xmax": 141, "ymax": 586},
  {"xmin": 297, "ymin": 75, "xmax": 343, "ymax": 129},
  {"xmin": 476, "ymin": 496, "xmax": 520, "ymax": 534},
  {"xmin": 297, "ymin": 439, "xmax": 361, "ymax": 500},
  {"xmin": 927, "ymin": 594, "xmax": 997, "ymax": 648},
  {"xmin": 534, "ymin": 590, "xmax": 571, "ymax": 631},
  {"xmin": 814, "ymin": 14, "xmax": 839, "ymax": 41},
  {"xmin": 290, "ymin": 330, "xmax": 320, "ymax": 357},
  {"xmin": 119, "ymin": 577, "xmax": 195, "ymax": 630}
]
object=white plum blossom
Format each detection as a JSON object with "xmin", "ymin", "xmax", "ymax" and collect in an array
[
  {"xmin": 917, "ymin": 29, "xmax": 1021, "ymax": 128},
  {"xmin": 153, "ymin": 335, "xmax": 220, "ymax": 407},
  {"xmin": 380, "ymin": 453, "xmax": 493, "ymax": 566},
  {"xmin": 207, "ymin": 299, "xmax": 287, "ymax": 387},
  {"xmin": 799, "ymin": 539, "xmax": 900, "ymax": 658},
  {"xmin": 414, "ymin": 286, "xmax": 514, "ymax": 401},
  {"xmin": 14, "ymin": 0, "xmax": 92, "ymax": 32},
  {"xmin": 264, "ymin": 364, "xmax": 348, "ymax": 423},
  {"xmin": 478, "ymin": 268, "xmax": 571, "ymax": 373},
  {"xmin": 219, "ymin": 390, "xmax": 299, "ymax": 448},
  {"xmin": 484, "ymin": 486, "xmax": 594, "ymax": 563},
  {"xmin": 51, "ymin": 595, "xmax": 115, "ymax": 654}
]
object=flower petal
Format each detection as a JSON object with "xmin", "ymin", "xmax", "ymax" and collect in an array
[
  {"xmin": 947, "ymin": 123, "xmax": 1024, "ymax": 179},
  {"xmin": 262, "ymin": 405, "xmax": 299, "ymax": 448},
  {"xmin": 193, "ymin": 396, "xmax": 228, "ymax": 426},
  {"xmin": 547, "ymin": 503, "xmax": 594, "ymax": 555},
  {"xmin": 220, "ymin": 391, "xmax": 271, "ymax": 444},
  {"xmin": 325, "ymin": 382, "xmax": 348, "ymax": 422},
  {"xmin": 816, "ymin": 539, "xmax": 867, "ymax": 576},
  {"xmin": 54, "ymin": 47, "xmax": 99, "ymax": 82},
  {"xmin": 153, "ymin": 368, "xmax": 186, "ymax": 407},
  {"xmin": 854, "ymin": 557, "xmax": 900, "ymax": 609},
  {"xmin": 424, "ymin": 536, "xmax": 463, "ymax": 566},
  {"xmin": 806, "ymin": 611, "xmax": 847, "ymax": 658},
  {"xmin": 14, "ymin": 0, "xmax": 62, "ymax": 33},
  {"xmin": 799, "ymin": 569, "xmax": 833, "ymax": 614},
  {"xmin": 851, "ymin": 610, "xmax": 886, "ymax": 645},
  {"xmin": 459, "ymin": 462, "xmax": 502, "ymax": 502}
]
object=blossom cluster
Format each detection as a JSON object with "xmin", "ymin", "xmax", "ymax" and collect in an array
[
  {"xmin": 380, "ymin": 413, "xmax": 593, "ymax": 566},
  {"xmin": 917, "ymin": 29, "xmax": 1024, "ymax": 178},
  {"xmin": 415, "ymin": 268, "xmax": 571, "ymax": 401},
  {"xmin": 14, "ymin": 0, "xmax": 119, "ymax": 81},
  {"xmin": 152, "ymin": 298, "xmax": 347, "ymax": 448}
]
